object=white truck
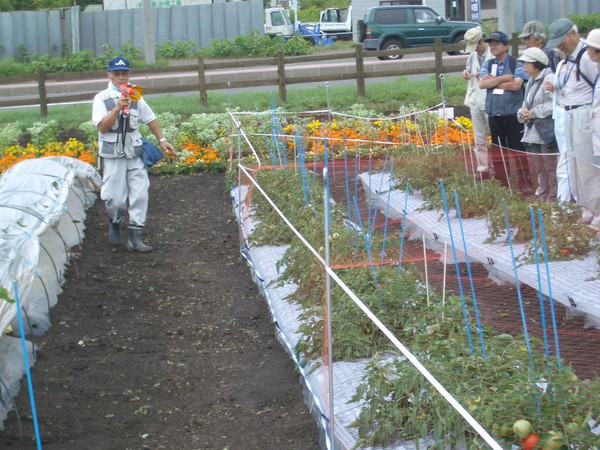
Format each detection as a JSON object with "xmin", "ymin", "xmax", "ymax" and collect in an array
[
  {"xmin": 264, "ymin": 7, "xmax": 295, "ymax": 38},
  {"xmin": 318, "ymin": 6, "xmax": 352, "ymax": 40},
  {"xmin": 264, "ymin": 7, "xmax": 333, "ymax": 46}
]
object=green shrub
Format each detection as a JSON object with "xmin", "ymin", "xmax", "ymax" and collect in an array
[
  {"xmin": 0, "ymin": 122, "xmax": 23, "ymax": 152},
  {"xmin": 157, "ymin": 40, "xmax": 200, "ymax": 59},
  {"xmin": 201, "ymin": 30, "xmax": 313, "ymax": 58},
  {"xmin": 26, "ymin": 120, "xmax": 58, "ymax": 147},
  {"xmin": 570, "ymin": 12, "xmax": 600, "ymax": 33},
  {"xmin": 0, "ymin": 57, "xmax": 36, "ymax": 77}
]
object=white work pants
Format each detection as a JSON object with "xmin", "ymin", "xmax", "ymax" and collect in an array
[
  {"xmin": 566, "ymin": 106, "xmax": 600, "ymax": 225},
  {"xmin": 470, "ymin": 106, "xmax": 489, "ymax": 172},
  {"xmin": 101, "ymin": 156, "xmax": 150, "ymax": 228},
  {"xmin": 554, "ymin": 107, "xmax": 575, "ymax": 202}
]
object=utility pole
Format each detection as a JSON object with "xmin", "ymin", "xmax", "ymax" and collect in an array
[{"xmin": 142, "ymin": 0, "xmax": 156, "ymax": 64}]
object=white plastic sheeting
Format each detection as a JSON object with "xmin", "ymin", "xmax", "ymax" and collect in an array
[{"xmin": 0, "ymin": 156, "xmax": 101, "ymax": 426}]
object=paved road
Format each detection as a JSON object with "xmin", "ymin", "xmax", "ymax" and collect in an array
[{"xmin": 0, "ymin": 53, "xmax": 467, "ymax": 110}]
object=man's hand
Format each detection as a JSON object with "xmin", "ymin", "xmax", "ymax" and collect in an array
[
  {"xmin": 116, "ymin": 94, "xmax": 130, "ymax": 111},
  {"xmin": 160, "ymin": 140, "xmax": 175, "ymax": 155}
]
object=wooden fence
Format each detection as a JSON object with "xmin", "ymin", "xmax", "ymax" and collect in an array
[{"xmin": 0, "ymin": 37, "xmax": 521, "ymax": 117}]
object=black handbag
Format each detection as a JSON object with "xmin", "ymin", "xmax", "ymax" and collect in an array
[
  {"xmin": 141, "ymin": 138, "xmax": 164, "ymax": 167},
  {"xmin": 533, "ymin": 116, "xmax": 557, "ymax": 147}
]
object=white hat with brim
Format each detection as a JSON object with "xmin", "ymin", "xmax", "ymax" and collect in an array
[
  {"xmin": 582, "ymin": 28, "xmax": 600, "ymax": 50},
  {"xmin": 517, "ymin": 47, "xmax": 549, "ymax": 66},
  {"xmin": 464, "ymin": 27, "xmax": 483, "ymax": 53}
]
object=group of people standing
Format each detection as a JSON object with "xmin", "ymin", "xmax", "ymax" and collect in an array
[{"xmin": 462, "ymin": 19, "xmax": 600, "ymax": 230}]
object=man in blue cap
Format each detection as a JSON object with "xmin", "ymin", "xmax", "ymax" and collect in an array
[
  {"xmin": 545, "ymin": 19, "xmax": 600, "ymax": 228},
  {"xmin": 92, "ymin": 56, "xmax": 175, "ymax": 252},
  {"xmin": 479, "ymin": 31, "xmax": 532, "ymax": 194}
]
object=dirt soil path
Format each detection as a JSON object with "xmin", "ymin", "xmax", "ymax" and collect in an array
[{"xmin": 1, "ymin": 173, "xmax": 320, "ymax": 450}]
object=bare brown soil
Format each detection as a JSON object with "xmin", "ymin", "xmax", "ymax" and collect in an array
[{"xmin": 1, "ymin": 173, "xmax": 320, "ymax": 450}]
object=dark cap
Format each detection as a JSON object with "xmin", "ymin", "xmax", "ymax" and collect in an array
[
  {"xmin": 485, "ymin": 31, "xmax": 509, "ymax": 44},
  {"xmin": 107, "ymin": 56, "xmax": 132, "ymax": 71},
  {"xmin": 518, "ymin": 20, "xmax": 545, "ymax": 39},
  {"xmin": 547, "ymin": 18, "xmax": 575, "ymax": 48}
]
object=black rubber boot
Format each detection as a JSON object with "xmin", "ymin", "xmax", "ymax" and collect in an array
[
  {"xmin": 127, "ymin": 227, "xmax": 153, "ymax": 253},
  {"xmin": 109, "ymin": 221, "xmax": 121, "ymax": 245}
]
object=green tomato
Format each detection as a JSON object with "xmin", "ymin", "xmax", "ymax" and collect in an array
[
  {"xmin": 513, "ymin": 419, "xmax": 533, "ymax": 439},
  {"xmin": 564, "ymin": 422, "xmax": 579, "ymax": 435},
  {"xmin": 542, "ymin": 432, "xmax": 565, "ymax": 450}
]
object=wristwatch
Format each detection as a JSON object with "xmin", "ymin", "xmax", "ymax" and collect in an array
[{"xmin": 159, "ymin": 137, "xmax": 168, "ymax": 143}]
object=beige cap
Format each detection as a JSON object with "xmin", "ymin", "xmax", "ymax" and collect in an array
[
  {"xmin": 464, "ymin": 27, "xmax": 483, "ymax": 53},
  {"xmin": 581, "ymin": 28, "xmax": 600, "ymax": 50},
  {"xmin": 517, "ymin": 47, "xmax": 549, "ymax": 66}
]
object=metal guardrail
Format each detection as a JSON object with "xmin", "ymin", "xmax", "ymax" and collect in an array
[{"xmin": 0, "ymin": 38, "xmax": 480, "ymax": 117}]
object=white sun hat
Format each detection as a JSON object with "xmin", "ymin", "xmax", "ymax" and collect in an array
[
  {"xmin": 517, "ymin": 47, "xmax": 549, "ymax": 66},
  {"xmin": 582, "ymin": 28, "xmax": 600, "ymax": 50}
]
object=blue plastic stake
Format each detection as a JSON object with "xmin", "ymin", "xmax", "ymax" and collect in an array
[
  {"xmin": 381, "ymin": 158, "xmax": 395, "ymax": 265},
  {"xmin": 529, "ymin": 208, "xmax": 551, "ymax": 367},
  {"xmin": 343, "ymin": 145, "xmax": 352, "ymax": 225},
  {"xmin": 503, "ymin": 201, "xmax": 541, "ymax": 415},
  {"xmin": 370, "ymin": 152, "xmax": 389, "ymax": 240},
  {"xmin": 439, "ymin": 180, "xmax": 474, "ymax": 356},
  {"xmin": 453, "ymin": 190, "xmax": 486, "ymax": 359},
  {"xmin": 397, "ymin": 183, "xmax": 410, "ymax": 279},
  {"xmin": 295, "ymin": 135, "xmax": 309, "ymax": 207},
  {"xmin": 353, "ymin": 197, "xmax": 384, "ymax": 310},
  {"xmin": 367, "ymin": 158, "xmax": 372, "ymax": 237},
  {"xmin": 537, "ymin": 209, "xmax": 562, "ymax": 369},
  {"xmin": 12, "ymin": 280, "xmax": 42, "ymax": 450},
  {"xmin": 255, "ymin": 108, "xmax": 275, "ymax": 166}
]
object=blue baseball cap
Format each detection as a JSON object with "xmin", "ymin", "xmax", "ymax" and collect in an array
[
  {"xmin": 107, "ymin": 56, "xmax": 132, "ymax": 71},
  {"xmin": 485, "ymin": 31, "xmax": 509, "ymax": 44}
]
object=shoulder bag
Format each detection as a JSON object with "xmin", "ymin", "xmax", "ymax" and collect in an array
[{"xmin": 141, "ymin": 138, "xmax": 164, "ymax": 167}]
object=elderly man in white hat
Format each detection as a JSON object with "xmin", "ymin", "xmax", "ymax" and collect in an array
[
  {"xmin": 545, "ymin": 19, "xmax": 599, "ymax": 227},
  {"xmin": 461, "ymin": 27, "xmax": 492, "ymax": 179}
]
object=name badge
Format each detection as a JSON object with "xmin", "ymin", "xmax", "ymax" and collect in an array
[{"xmin": 493, "ymin": 88, "xmax": 505, "ymax": 95}]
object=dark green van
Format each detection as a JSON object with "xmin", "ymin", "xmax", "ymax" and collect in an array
[{"xmin": 358, "ymin": 5, "xmax": 479, "ymax": 60}]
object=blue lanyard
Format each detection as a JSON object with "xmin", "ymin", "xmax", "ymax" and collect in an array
[{"xmin": 560, "ymin": 59, "xmax": 577, "ymax": 89}]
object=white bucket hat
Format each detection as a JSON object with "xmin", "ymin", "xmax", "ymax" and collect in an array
[
  {"xmin": 581, "ymin": 28, "xmax": 600, "ymax": 50},
  {"xmin": 518, "ymin": 47, "xmax": 549, "ymax": 66},
  {"xmin": 464, "ymin": 27, "xmax": 483, "ymax": 53}
]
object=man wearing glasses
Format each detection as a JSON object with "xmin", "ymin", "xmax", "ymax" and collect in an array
[{"xmin": 545, "ymin": 19, "xmax": 600, "ymax": 229}]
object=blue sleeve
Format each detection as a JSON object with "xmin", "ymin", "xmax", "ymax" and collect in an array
[
  {"xmin": 515, "ymin": 60, "xmax": 528, "ymax": 81},
  {"xmin": 479, "ymin": 59, "xmax": 490, "ymax": 77}
]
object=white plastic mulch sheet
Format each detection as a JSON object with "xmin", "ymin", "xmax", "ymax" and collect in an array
[{"xmin": 0, "ymin": 156, "xmax": 101, "ymax": 426}]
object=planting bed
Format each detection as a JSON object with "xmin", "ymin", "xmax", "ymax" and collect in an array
[{"xmin": 1, "ymin": 173, "xmax": 320, "ymax": 449}]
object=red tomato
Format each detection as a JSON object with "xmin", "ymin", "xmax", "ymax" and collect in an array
[{"xmin": 522, "ymin": 434, "xmax": 540, "ymax": 450}]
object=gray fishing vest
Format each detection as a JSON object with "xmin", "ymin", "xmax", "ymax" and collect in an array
[{"xmin": 98, "ymin": 97, "xmax": 143, "ymax": 159}]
